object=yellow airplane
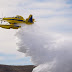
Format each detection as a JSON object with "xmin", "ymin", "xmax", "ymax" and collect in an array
[{"xmin": 0, "ymin": 14, "xmax": 35, "ymax": 29}]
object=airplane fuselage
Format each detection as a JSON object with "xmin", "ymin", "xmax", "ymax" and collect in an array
[
  {"xmin": 3, "ymin": 15, "xmax": 25, "ymax": 24},
  {"xmin": 3, "ymin": 15, "xmax": 34, "ymax": 24}
]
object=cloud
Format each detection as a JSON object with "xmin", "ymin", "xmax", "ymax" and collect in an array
[
  {"xmin": 0, "ymin": 56, "xmax": 4, "ymax": 60},
  {"xmin": 0, "ymin": 29, "xmax": 26, "ymax": 62},
  {"xmin": 0, "ymin": 0, "xmax": 22, "ymax": 8}
]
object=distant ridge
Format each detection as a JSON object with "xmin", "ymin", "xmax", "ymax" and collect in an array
[{"xmin": 0, "ymin": 64, "xmax": 35, "ymax": 72}]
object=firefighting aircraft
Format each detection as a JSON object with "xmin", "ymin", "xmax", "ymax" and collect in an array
[{"xmin": 0, "ymin": 14, "xmax": 35, "ymax": 29}]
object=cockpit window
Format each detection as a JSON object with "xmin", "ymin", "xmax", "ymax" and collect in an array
[
  {"xmin": 15, "ymin": 17, "xmax": 17, "ymax": 18},
  {"xmin": 18, "ymin": 17, "xmax": 21, "ymax": 19},
  {"xmin": 15, "ymin": 16, "xmax": 21, "ymax": 19}
]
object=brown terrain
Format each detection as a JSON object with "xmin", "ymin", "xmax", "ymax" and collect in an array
[{"xmin": 0, "ymin": 64, "xmax": 35, "ymax": 72}]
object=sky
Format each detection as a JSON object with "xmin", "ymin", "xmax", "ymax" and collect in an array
[{"xmin": 0, "ymin": 0, "xmax": 72, "ymax": 65}]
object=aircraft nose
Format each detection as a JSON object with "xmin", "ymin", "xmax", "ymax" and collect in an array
[{"xmin": 3, "ymin": 18, "xmax": 6, "ymax": 20}]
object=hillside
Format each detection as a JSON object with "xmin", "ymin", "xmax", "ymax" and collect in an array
[{"xmin": 0, "ymin": 64, "xmax": 35, "ymax": 72}]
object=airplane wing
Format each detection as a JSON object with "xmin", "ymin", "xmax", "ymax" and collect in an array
[{"xmin": 0, "ymin": 24, "xmax": 21, "ymax": 29}]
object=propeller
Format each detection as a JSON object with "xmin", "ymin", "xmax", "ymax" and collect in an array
[
  {"xmin": 1, "ymin": 20, "xmax": 2, "ymax": 24},
  {"xmin": 0, "ymin": 18, "xmax": 3, "ymax": 24},
  {"xmin": 0, "ymin": 13, "xmax": 4, "ymax": 24}
]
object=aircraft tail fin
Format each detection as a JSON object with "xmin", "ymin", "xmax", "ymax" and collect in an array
[
  {"xmin": 26, "ymin": 14, "xmax": 35, "ymax": 23},
  {"xmin": 28, "ymin": 14, "xmax": 33, "ymax": 23}
]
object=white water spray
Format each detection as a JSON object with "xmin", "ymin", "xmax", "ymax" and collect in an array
[{"xmin": 16, "ymin": 24, "xmax": 72, "ymax": 72}]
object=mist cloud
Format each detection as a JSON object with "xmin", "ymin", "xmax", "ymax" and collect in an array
[{"xmin": 16, "ymin": 24, "xmax": 72, "ymax": 72}]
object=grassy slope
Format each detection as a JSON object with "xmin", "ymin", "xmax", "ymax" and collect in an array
[{"xmin": 0, "ymin": 65, "xmax": 35, "ymax": 72}]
